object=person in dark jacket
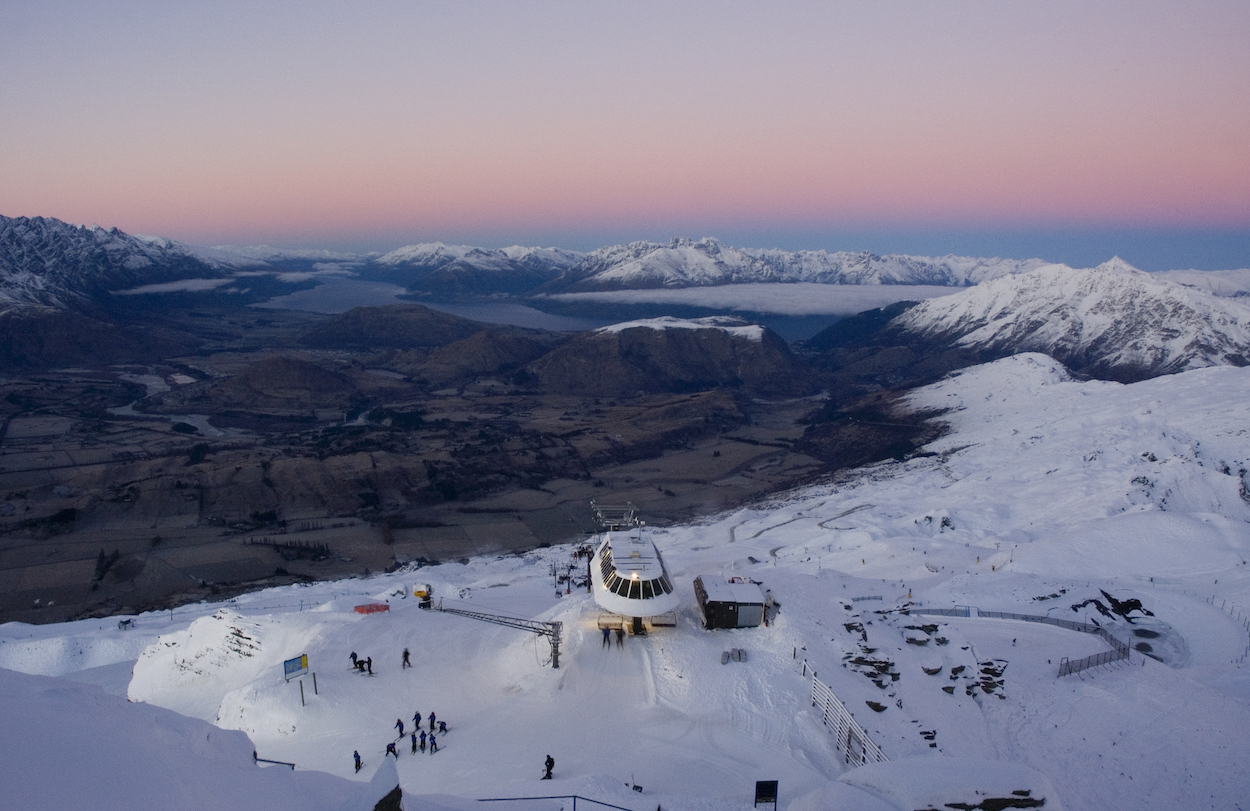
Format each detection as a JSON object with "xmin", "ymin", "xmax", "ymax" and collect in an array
[
  {"xmin": 410, "ymin": 731, "xmax": 418, "ymax": 753},
  {"xmin": 353, "ymin": 750, "xmax": 362, "ymax": 772},
  {"xmin": 386, "ymin": 742, "xmax": 398, "ymax": 759},
  {"xmin": 428, "ymin": 711, "xmax": 436, "ymax": 732},
  {"xmin": 395, "ymin": 718, "xmax": 404, "ymax": 737},
  {"xmin": 419, "ymin": 730, "xmax": 427, "ymax": 752},
  {"xmin": 402, "ymin": 648, "xmax": 411, "ymax": 668},
  {"xmin": 366, "ymin": 657, "xmax": 373, "ymax": 675},
  {"xmin": 428, "ymin": 734, "xmax": 438, "ymax": 754},
  {"xmin": 543, "ymin": 754, "xmax": 554, "ymax": 779}
]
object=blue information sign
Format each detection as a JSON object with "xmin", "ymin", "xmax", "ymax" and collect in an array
[{"xmin": 284, "ymin": 654, "xmax": 309, "ymax": 681}]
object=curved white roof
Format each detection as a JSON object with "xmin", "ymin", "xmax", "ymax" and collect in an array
[{"xmin": 591, "ymin": 532, "xmax": 681, "ymax": 617}]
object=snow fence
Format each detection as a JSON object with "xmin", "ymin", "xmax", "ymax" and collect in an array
[{"xmin": 804, "ymin": 659, "xmax": 889, "ymax": 769}]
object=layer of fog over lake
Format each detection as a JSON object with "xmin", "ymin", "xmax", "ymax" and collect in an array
[
  {"xmin": 255, "ymin": 277, "xmax": 606, "ymax": 332},
  {"xmin": 253, "ymin": 276, "xmax": 962, "ymax": 340}
]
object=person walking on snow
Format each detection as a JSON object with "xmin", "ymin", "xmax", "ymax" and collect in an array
[
  {"xmin": 428, "ymin": 734, "xmax": 437, "ymax": 754},
  {"xmin": 353, "ymin": 750, "xmax": 362, "ymax": 772},
  {"xmin": 402, "ymin": 648, "xmax": 411, "ymax": 668},
  {"xmin": 615, "ymin": 627, "xmax": 624, "ymax": 648},
  {"xmin": 395, "ymin": 718, "xmax": 404, "ymax": 737},
  {"xmin": 602, "ymin": 627, "xmax": 611, "ymax": 647},
  {"xmin": 543, "ymin": 754, "xmax": 554, "ymax": 779}
]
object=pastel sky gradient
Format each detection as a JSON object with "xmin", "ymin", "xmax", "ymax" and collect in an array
[{"xmin": 2, "ymin": 1, "xmax": 1248, "ymax": 269}]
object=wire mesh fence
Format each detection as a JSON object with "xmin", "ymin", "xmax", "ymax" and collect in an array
[{"xmin": 910, "ymin": 605, "xmax": 1130, "ymax": 677}]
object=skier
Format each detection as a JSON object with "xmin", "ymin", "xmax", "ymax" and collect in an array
[
  {"xmin": 602, "ymin": 627, "xmax": 611, "ymax": 647},
  {"xmin": 543, "ymin": 754, "xmax": 554, "ymax": 779},
  {"xmin": 428, "ymin": 734, "xmax": 437, "ymax": 754},
  {"xmin": 429, "ymin": 711, "xmax": 436, "ymax": 732},
  {"xmin": 411, "ymin": 731, "xmax": 418, "ymax": 754},
  {"xmin": 366, "ymin": 657, "xmax": 373, "ymax": 675},
  {"xmin": 437, "ymin": 720, "xmax": 447, "ymax": 734},
  {"xmin": 419, "ymin": 730, "xmax": 427, "ymax": 752},
  {"xmin": 395, "ymin": 718, "xmax": 404, "ymax": 737},
  {"xmin": 402, "ymin": 648, "xmax": 411, "ymax": 668},
  {"xmin": 615, "ymin": 627, "xmax": 624, "ymax": 648},
  {"xmin": 349, "ymin": 651, "xmax": 358, "ymax": 668},
  {"xmin": 413, "ymin": 711, "xmax": 422, "ymax": 729},
  {"xmin": 354, "ymin": 750, "xmax": 362, "ymax": 773},
  {"xmin": 386, "ymin": 741, "xmax": 398, "ymax": 759}
]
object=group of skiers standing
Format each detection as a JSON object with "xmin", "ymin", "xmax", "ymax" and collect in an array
[
  {"xmin": 366, "ymin": 709, "xmax": 447, "ymax": 769},
  {"xmin": 349, "ymin": 647, "xmax": 448, "ymax": 772}
]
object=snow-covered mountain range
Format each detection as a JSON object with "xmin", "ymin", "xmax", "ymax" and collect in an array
[
  {"xmin": 884, "ymin": 258, "xmax": 1250, "ymax": 381},
  {"xmin": 538, "ymin": 237, "xmax": 1052, "ymax": 292},
  {"xmin": 4, "ymin": 215, "xmax": 1249, "ymax": 316},
  {"xmin": 0, "ymin": 215, "xmax": 224, "ymax": 311},
  {"xmin": 369, "ymin": 242, "xmax": 584, "ymax": 296}
]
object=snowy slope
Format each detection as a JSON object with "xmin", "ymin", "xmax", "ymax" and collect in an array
[
  {"xmin": 1156, "ymin": 267, "xmax": 1250, "ymax": 299},
  {"xmin": 596, "ymin": 315, "xmax": 767, "ymax": 342},
  {"xmin": 3, "ymin": 355, "xmax": 1250, "ymax": 811},
  {"xmin": 888, "ymin": 258, "xmax": 1250, "ymax": 379},
  {"xmin": 0, "ymin": 666, "xmax": 369, "ymax": 811},
  {"xmin": 542, "ymin": 237, "xmax": 1049, "ymax": 292}
]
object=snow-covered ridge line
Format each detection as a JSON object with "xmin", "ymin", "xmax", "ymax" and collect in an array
[
  {"xmin": 888, "ymin": 258, "xmax": 1250, "ymax": 378},
  {"xmin": 596, "ymin": 315, "xmax": 766, "ymax": 342},
  {"xmin": 544, "ymin": 236, "xmax": 1054, "ymax": 292}
]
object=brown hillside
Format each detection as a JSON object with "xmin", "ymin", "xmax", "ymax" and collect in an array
[{"xmin": 301, "ymin": 303, "xmax": 486, "ymax": 350}]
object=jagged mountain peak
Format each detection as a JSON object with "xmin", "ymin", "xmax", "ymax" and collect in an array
[
  {"xmin": 0, "ymin": 214, "xmax": 221, "ymax": 312},
  {"xmin": 888, "ymin": 260, "xmax": 1250, "ymax": 380}
]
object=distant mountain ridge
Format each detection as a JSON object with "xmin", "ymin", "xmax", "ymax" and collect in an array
[
  {"xmin": 0, "ymin": 215, "xmax": 223, "ymax": 312},
  {"xmin": 537, "ymin": 236, "xmax": 1051, "ymax": 292},
  {"xmin": 368, "ymin": 242, "xmax": 584, "ymax": 296},
  {"xmin": 8, "ymin": 215, "xmax": 1250, "ymax": 316},
  {"xmin": 884, "ymin": 258, "xmax": 1250, "ymax": 381}
]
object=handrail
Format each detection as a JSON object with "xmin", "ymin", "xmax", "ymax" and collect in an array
[
  {"xmin": 478, "ymin": 795, "xmax": 637, "ymax": 810},
  {"xmin": 254, "ymin": 755, "xmax": 295, "ymax": 769}
]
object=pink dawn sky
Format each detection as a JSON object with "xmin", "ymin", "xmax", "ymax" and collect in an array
[{"xmin": 1, "ymin": 1, "xmax": 1248, "ymax": 269}]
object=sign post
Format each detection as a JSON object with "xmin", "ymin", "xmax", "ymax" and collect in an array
[{"xmin": 754, "ymin": 780, "xmax": 778, "ymax": 809}]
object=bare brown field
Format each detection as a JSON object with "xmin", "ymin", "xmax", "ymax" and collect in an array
[{"xmin": 0, "ymin": 363, "xmax": 837, "ymax": 625}]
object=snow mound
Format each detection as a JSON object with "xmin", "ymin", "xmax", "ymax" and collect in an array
[{"xmin": 129, "ymin": 608, "xmax": 350, "ymax": 722}]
